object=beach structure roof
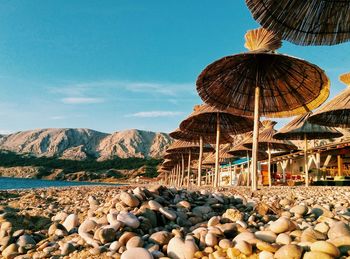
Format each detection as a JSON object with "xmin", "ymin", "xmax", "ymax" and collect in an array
[
  {"xmin": 166, "ymin": 140, "xmax": 214, "ymax": 154},
  {"xmin": 274, "ymin": 112, "xmax": 343, "ymax": 140},
  {"xmin": 162, "ymin": 159, "xmax": 177, "ymax": 167},
  {"xmin": 196, "ymin": 28, "xmax": 330, "ymax": 118},
  {"xmin": 245, "ymin": 0, "xmax": 350, "ymax": 46},
  {"xmin": 227, "ymin": 143, "xmax": 267, "ymax": 160},
  {"xmin": 244, "ymin": 120, "xmax": 298, "ymax": 151},
  {"xmin": 309, "ymin": 72, "xmax": 350, "ymax": 128},
  {"xmin": 170, "ymin": 127, "xmax": 233, "ymax": 144},
  {"xmin": 179, "ymin": 104, "xmax": 255, "ymax": 143},
  {"xmin": 164, "ymin": 152, "xmax": 199, "ymax": 160}
]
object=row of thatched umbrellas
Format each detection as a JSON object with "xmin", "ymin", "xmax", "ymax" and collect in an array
[{"xmin": 158, "ymin": 0, "xmax": 350, "ymax": 190}]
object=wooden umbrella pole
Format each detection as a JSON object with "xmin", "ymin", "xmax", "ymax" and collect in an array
[
  {"xmin": 304, "ymin": 134, "xmax": 309, "ymax": 187},
  {"xmin": 177, "ymin": 163, "xmax": 180, "ymax": 187},
  {"xmin": 198, "ymin": 136, "xmax": 203, "ymax": 187},
  {"xmin": 187, "ymin": 149, "xmax": 191, "ymax": 188},
  {"xmin": 251, "ymin": 86, "xmax": 260, "ymax": 192},
  {"xmin": 214, "ymin": 113, "xmax": 221, "ymax": 188},
  {"xmin": 268, "ymin": 144, "xmax": 272, "ymax": 187},
  {"xmin": 229, "ymin": 161, "xmax": 232, "ymax": 186},
  {"xmin": 247, "ymin": 151, "xmax": 250, "ymax": 187},
  {"xmin": 181, "ymin": 154, "xmax": 185, "ymax": 187}
]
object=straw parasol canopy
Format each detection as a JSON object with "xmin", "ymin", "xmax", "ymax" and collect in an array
[
  {"xmin": 179, "ymin": 104, "xmax": 255, "ymax": 141},
  {"xmin": 202, "ymin": 148, "xmax": 236, "ymax": 165},
  {"xmin": 196, "ymin": 27, "xmax": 329, "ymax": 191},
  {"xmin": 274, "ymin": 111, "xmax": 342, "ymax": 186},
  {"xmin": 309, "ymin": 72, "xmax": 350, "ymax": 128},
  {"xmin": 228, "ymin": 144, "xmax": 267, "ymax": 160},
  {"xmin": 244, "ymin": 121, "xmax": 298, "ymax": 151},
  {"xmin": 245, "ymin": 0, "xmax": 350, "ymax": 46},
  {"xmin": 166, "ymin": 140, "xmax": 214, "ymax": 153},
  {"xmin": 179, "ymin": 104, "xmax": 255, "ymax": 188},
  {"xmin": 170, "ymin": 128, "xmax": 233, "ymax": 144}
]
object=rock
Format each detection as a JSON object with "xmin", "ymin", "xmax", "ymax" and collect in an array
[
  {"xmin": 207, "ymin": 216, "xmax": 220, "ymax": 227},
  {"xmin": 176, "ymin": 200, "xmax": 191, "ymax": 210},
  {"xmin": 117, "ymin": 211, "xmax": 140, "ymax": 228},
  {"xmin": 60, "ymin": 242, "xmax": 75, "ymax": 256},
  {"xmin": 328, "ymin": 221, "xmax": 350, "ymax": 240},
  {"xmin": 274, "ymin": 244, "xmax": 302, "ymax": 259},
  {"xmin": 121, "ymin": 247, "xmax": 153, "ymax": 259},
  {"xmin": 52, "ymin": 211, "xmax": 68, "ymax": 222},
  {"xmin": 270, "ymin": 217, "xmax": 292, "ymax": 234},
  {"xmin": 329, "ymin": 235, "xmax": 350, "ymax": 247},
  {"xmin": 2, "ymin": 243, "xmax": 18, "ymax": 259},
  {"xmin": 205, "ymin": 233, "xmax": 218, "ymax": 247},
  {"xmin": 290, "ymin": 205, "xmax": 308, "ymax": 215},
  {"xmin": 119, "ymin": 232, "xmax": 137, "ymax": 246},
  {"xmin": 159, "ymin": 207, "xmax": 177, "ymax": 221},
  {"xmin": 167, "ymin": 236, "xmax": 198, "ymax": 259},
  {"xmin": 126, "ymin": 236, "xmax": 143, "ymax": 249},
  {"xmin": 110, "ymin": 240, "xmax": 122, "ymax": 251},
  {"xmin": 255, "ymin": 230, "xmax": 277, "ymax": 243},
  {"xmin": 148, "ymin": 200, "xmax": 162, "ymax": 211},
  {"xmin": 62, "ymin": 214, "xmax": 79, "ymax": 232},
  {"xmin": 312, "ymin": 205, "xmax": 334, "ymax": 218},
  {"xmin": 222, "ymin": 208, "xmax": 244, "ymax": 222},
  {"xmin": 276, "ymin": 233, "xmax": 291, "ymax": 245},
  {"xmin": 256, "ymin": 240, "xmax": 278, "ymax": 253},
  {"xmin": 120, "ymin": 191, "xmax": 140, "ymax": 207},
  {"xmin": 310, "ymin": 241, "xmax": 340, "ymax": 257},
  {"xmin": 218, "ymin": 239, "xmax": 233, "ymax": 249},
  {"xmin": 314, "ymin": 222, "xmax": 329, "ymax": 234},
  {"xmin": 234, "ymin": 232, "xmax": 255, "ymax": 243},
  {"xmin": 303, "ymin": 251, "xmax": 333, "ymax": 259},
  {"xmin": 149, "ymin": 231, "xmax": 172, "ymax": 245},
  {"xmin": 98, "ymin": 227, "xmax": 116, "ymax": 244},
  {"xmin": 88, "ymin": 195, "xmax": 99, "ymax": 206},
  {"xmin": 192, "ymin": 206, "xmax": 212, "ymax": 217},
  {"xmin": 17, "ymin": 234, "xmax": 36, "ymax": 249},
  {"xmin": 234, "ymin": 240, "xmax": 252, "ymax": 255},
  {"xmin": 258, "ymin": 251, "xmax": 274, "ymax": 259}
]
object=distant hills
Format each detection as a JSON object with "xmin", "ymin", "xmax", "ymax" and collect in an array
[{"xmin": 0, "ymin": 128, "xmax": 173, "ymax": 160}]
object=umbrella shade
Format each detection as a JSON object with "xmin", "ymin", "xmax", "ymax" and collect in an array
[
  {"xmin": 197, "ymin": 52, "xmax": 329, "ymax": 118},
  {"xmin": 274, "ymin": 112, "xmax": 343, "ymax": 140},
  {"xmin": 309, "ymin": 72, "xmax": 350, "ymax": 128},
  {"xmin": 227, "ymin": 144, "xmax": 267, "ymax": 160},
  {"xmin": 162, "ymin": 159, "xmax": 178, "ymax": 167},
  {"xmin": 166, "ymin": 140, "xmax": 214, "ymax": 154},
  {"xmin": 243, "ymin": 121, "xmax": 297, "ymax": 151},
  {"xmin": 170, "ymin": 128, "xmax": 234, "ymax": 144},
  {"xmin": 179, "ymin": 104, "xmax": 255, "ymax": 143},
  {"xmin": 164, "ymin": 152, "xmax": 200, "ymax": 160},
  {"xmin": 245, "ymin": 0, "xmax": 350, "ymax": 46}
]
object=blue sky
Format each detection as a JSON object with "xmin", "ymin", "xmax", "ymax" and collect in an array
[{"xmin": 0, "ymin": 1, "xmax": 349, "ymax": 134}]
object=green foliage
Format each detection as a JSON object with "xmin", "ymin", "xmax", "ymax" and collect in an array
[{"xmin": 0, "ymin": 151, "xmax": 161, "ymax": 176}]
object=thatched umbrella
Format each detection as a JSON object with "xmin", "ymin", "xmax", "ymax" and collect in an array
[
  {"xmin": 179, "ymin": 104, "xmax": 255, "ymax": 188},
  {"xmin": 245, "ymin": 0, "xmax": 350, "ymax": 46},
  {"xmin": 196, "ymin": 28, "xmax": 329, "ymax": 191},
  {"xmin": 243, "ymin": 121, "xmax": 298, "ymax": 187},
  {"xmin": 166, "ymin": 140, "xmax": 213, "ymax": 187},
  {"xmin": 309, "ymin": 72, "xmax": 350, "ymax": 128},
  {"xmin": 274, "ymin": 112, "xmax": 342, "ymax": 186},
  {"xmin": 169, "ymin": 128, "xmax": 222, "ymax": 187}
]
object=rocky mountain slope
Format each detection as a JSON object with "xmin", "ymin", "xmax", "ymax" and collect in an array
[{"xmin": 0, "ymin": 128, "xmax": 172, "ymax": 160}]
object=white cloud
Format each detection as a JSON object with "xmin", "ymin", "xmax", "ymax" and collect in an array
[
  {"xmin": 126, "ymin": 111, "xmax": 184, "ymax": 118},
  {"xmin": 61, "ymin": 97, "xmax": 104, "ymax": 104}
]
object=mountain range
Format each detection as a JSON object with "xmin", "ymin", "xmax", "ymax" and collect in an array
[{"xmin": 0, "ymin": 128, "xmax": 173, "ymax": 160}]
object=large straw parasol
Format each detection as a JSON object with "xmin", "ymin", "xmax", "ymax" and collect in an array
[
  {"xmin": 274, "ymin": 112, "xmax": 343, "ymax": 186},
  {"xmin": 196, "ymin": 28, "xmax": 329, "ymax": 191},
  {"xmin": 243, "ymin": 120, "xmax": 297, "ymax": 187},
  {"xmin": 179, "ymin": 104, "xmax": 255, "ymax": 188},
  {"xmin": 166, "ymin": 140, "xmax": 213, "ymax": 187},
  {"xmin": 309, "ymin": 72, "xmax": 350, "ymax": 128},
  {"xmin": 245, "ymin": 0, "xmax": 350, "ymax": 46}
]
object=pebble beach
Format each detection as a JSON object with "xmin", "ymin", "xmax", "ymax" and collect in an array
[{"xmin": 1, "ymin": 185, "xmax": 350, "ymax": 259}]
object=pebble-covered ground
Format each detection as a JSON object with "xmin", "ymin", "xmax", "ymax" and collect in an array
[{"xmin": 1, "ymin": 185, "xmax": 350, "ymax": 258}]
